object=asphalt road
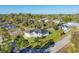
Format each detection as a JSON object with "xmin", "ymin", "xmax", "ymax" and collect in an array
[{"xmin": 45, "ymin": 35, "xmax": 71, "ymax": 53}]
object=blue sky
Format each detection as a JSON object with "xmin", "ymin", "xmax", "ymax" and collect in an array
[{"xmin": 0, "ymin": 5, "xmax": 79, "ymax": 14}]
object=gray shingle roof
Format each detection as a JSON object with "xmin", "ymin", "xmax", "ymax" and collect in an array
[{"xmin": 27, "ymin": 29, "xmax": 49, "ymax": 34}]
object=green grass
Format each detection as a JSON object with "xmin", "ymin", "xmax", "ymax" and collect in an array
[{"xmin": 46, "ymin": 29, "xmax": 64, "ymax": 42}]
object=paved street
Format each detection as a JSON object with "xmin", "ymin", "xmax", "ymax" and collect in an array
[{"xmin": 45, "ymin": 35, "xmax": 71, "ymax": 53}]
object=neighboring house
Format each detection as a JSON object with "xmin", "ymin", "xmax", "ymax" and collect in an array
[
  {"xmin": 59, "ymin": 24, "xmax": 70, "ymax": 33},
  {"xmin": 24, "ymin": 29, "xmax": 49, "ymax": 39},
  {"xmin": 53, "ymin": 19, "xmax": 60, "ymax": 24},
  {"xmin": 55, "ymin": 24, "xmax": 70, "ymax": 33},
  {"xmin": 1, "ymin": 24, "xmax": 16, "ymax": 30},
  {"xmin": 30, "ymin": 19, "xmax": 35, "ymax": 24},
  {"xmin": 52, "ymin": 19, "xmax": 63, "ymax": 24},
  {"xmin": 8, "ymin": 29, "xmax": 22, "ymax": 36},
  {"xmin": 38, "ymin": 18, "xmax": 49, "ymax": 23},
  {"xmin": 61, "ymin": 25, "xmax": 70, "ymax": 33}
]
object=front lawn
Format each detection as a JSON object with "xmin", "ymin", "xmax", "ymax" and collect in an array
[{"xmin": 46, "ymin": 29, "xmax": 64, "ymax": 42}]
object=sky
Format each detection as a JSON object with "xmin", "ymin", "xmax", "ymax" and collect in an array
[{"xmin": 0, "ymin": 5, "xmax": 79, "ymax": 14}]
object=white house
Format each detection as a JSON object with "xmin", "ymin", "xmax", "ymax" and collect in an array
[
  {"xmin": 53, "ymin": 20, "xmax": 60, "ymax": 24},
  {"xmin": 24, "ymin": 29, "xmax": 49, "ymax": 39},
  {"xmin": 38, "ymin": 18, "xmax": 49, "ymax": 23},
  {"xmin": 52, "ymin": 19, "xmax": 64, "ymax": 24},
  {"xmin": 58, "ymin": 24, "xmax": 70, "ymax": 33},
  {"xmin": 61, "ymin": 26, "xmax": 70, "ymax": 33}
]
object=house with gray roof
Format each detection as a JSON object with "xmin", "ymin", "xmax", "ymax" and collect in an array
[{"xmin": 24, "ymin": 29, "xmax": 49, "ymax": 39}]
